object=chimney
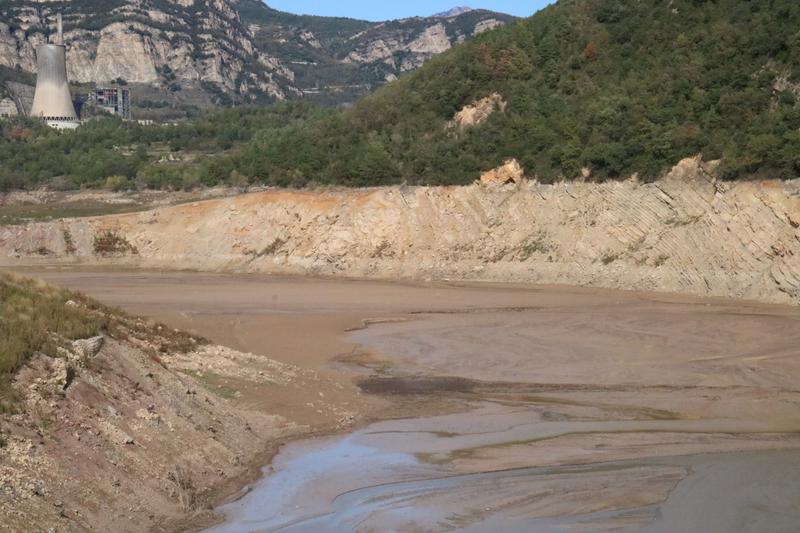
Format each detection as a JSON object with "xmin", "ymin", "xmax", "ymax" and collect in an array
[{"xmin": 57, "ymin": 13, "xmax": 63, "ymax": 45}]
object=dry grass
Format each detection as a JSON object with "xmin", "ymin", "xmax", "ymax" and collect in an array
[
  {"xmin": 167, "ymin": 464, "xmax": 197, "ymax": 511},
  {"xmin": 0, "ymin": 272, "xmax": 107, "ymax": 378},
  {"xmin": 93, "ymin": 230, "xmax": 138, "ymax": 255},
  {"xmin": 0, "ymin": 271, "xmax": 206, "ymax": 405}
]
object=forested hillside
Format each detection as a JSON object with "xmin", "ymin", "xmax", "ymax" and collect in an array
[
  {"xmin": 3, "ymin": 0, "xmax": 800, "ymax": 190},
  {"xmin": 0, "ymin": 104, "xmax": 320, "ymax": 191},
  {"xmin": 228, "ymin": 0, "xmax": 800, "ymax": 185}
]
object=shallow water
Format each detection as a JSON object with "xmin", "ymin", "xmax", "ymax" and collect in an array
[
  {"xmin": 207, "ymin": 417, "xmax": 800, "ymax": 533},
  {"xmin": 11, "ymin": 268, "xmax": 800, "ymax": 532}
]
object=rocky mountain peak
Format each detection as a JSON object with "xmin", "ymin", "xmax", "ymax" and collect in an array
[{"xmin": 434, "ymin": 7, "xmax": 475, "ymax": 18}]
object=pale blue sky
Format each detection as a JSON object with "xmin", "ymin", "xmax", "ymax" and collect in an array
[{"xmin": 265, "ymin": 1, "xmax": 552, "ymax": 21}]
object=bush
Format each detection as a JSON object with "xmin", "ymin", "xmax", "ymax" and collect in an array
[
  {"xmin": 93, "ymin": 230, "xmax": 137, "ymax": 255},
  {"xmin": 104, "ymin": 175, "xmax": 131, "ymax": 192}
]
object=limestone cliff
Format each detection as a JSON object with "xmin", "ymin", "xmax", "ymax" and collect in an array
[
  {"xmin": 0, "ymin": 0, "xmax": 513, "ymax": 106},
  {"xmin": 0, "ymin": 0, "xmax": 294, "ymax": 101},
  {"xmin": 1, "ymin": 158, "xmax": 798, "ymax": 306}
]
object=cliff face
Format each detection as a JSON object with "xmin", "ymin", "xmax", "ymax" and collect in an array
[
  {"xmin": 0, "ymin": 0, "xmax": 294, "ymax": 101},
  {"xmin": 0, "ymin": 0, "xmax": 512, "ymax": 105},
  {"xmin": 2, "ymin": 158, "xmax": 799, "ymax": 306}
]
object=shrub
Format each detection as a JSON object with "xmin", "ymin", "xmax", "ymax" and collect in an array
[{"xmin": 93, "ymin": 230, "xmax": 138, "ymax": 255}]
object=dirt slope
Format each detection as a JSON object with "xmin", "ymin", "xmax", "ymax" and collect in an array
[
  {"xmin": 1, "ymin": 157, "xmax": 799, "ymax": 305},
  {"xmin": 0, "ymin": 275, "xmax": 358, "ymax": 533}
]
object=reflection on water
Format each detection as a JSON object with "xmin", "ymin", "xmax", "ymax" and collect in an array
[{"xmin": 206, "ymin": 402, "xmax": 800, "ymax": 533}]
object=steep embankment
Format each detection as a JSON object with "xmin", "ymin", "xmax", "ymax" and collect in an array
[
  {"xmin": 0, "ymin": 272, "xmax": 355, "ymax": 532},
  {"xmin": 2, "ymin": 158, "xmax": 799, "ymax": 305}
]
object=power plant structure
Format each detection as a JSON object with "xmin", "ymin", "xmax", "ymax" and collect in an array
[
  {"xmin": 90, "ymin": 87, "xmax": 132, "ymax": 120},
  {"xmin": 30, "ymin": 14, "xmax": 80, "ymax": 130}
]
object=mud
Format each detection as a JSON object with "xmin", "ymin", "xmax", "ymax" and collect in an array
[{"xmin": 12, "ymin": 267, "xmax": 800, "ymax": 532}]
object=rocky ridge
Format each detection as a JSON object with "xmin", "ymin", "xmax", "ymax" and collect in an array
[
  {"xmin": 1, "ymin": 157, "xmax": 798, "ymax": 306},
  {"xmin": 0, "ymin": 0, "xmax": 295, "ymax": 102},
  {"xmin": 0, "ymin": 0, "xmax": 514, "ymax": 107}
]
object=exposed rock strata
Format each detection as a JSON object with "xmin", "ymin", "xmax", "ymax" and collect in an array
[
  {"xmin": 0, "ymin": 1, "xmax": 295, "ymax": 99},
  {"xmin": 0, "ymin": 1, "xmax": 512, "ymax": 103},
  {"xmin": 0, "ymin": 284, "xmax": 357, "ymax": 532},
  {"xmin": 1, "ymin": 157, "xmax": 798, "ymax": 305}
]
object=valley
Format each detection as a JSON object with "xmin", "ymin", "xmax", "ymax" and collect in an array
[
  {"xmin": 3, "ymin": 0, "xmax": 800, "ymax": 531},
  {"xmin": 9, "ymin": 267, "xmax": 800, "ymax": 532}
]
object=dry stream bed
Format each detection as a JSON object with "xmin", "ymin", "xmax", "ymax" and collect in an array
[{"xmin": 20, "ymin": 267, "xmax": 800, "ymax": 532}]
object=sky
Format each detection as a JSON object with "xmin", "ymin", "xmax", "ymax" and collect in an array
[{"xmin": 264, "ymin": 1, "xmax": 552, "ymax": 21}]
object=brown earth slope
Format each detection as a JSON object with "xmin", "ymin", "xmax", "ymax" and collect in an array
[
  {"xmin": 1, "ymin": 157, "xmax": 798, "ymax": 305},
  {"xmin": 0, "ymin": 273, "xmax": 360, "ymax": 533}
]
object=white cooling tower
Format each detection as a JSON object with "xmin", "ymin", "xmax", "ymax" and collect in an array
[{"xmin": 30, "ymin": 14, "xmax": 80, "ymax": 129}]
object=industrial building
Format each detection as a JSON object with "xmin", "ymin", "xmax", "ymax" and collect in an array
[
  {"xmin": 30, "ymin": 14, "xmax": 80, "ymax": 130},
  {"xmin": 90, "ymin": 87, "xmax": 131, "ymax": 119},
  {"xmin": 0, "ymin": 97, "xmax": 18, "ymax": 117}
]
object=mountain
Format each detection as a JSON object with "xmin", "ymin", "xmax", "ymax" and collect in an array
[
  {"xmin": 434, "ymin": 7, "xmax": 475, "ymax": 18},
  {"xmin": 235, "ymin": 1, "xmax": 514, "ymax": 105},
  {"xmin": 224, "ymin": 0, "xmax": 800, "ymax": 185},
  {"xmin": 0, "ymin": 0, "xmax": 514, "ymax": 115}
]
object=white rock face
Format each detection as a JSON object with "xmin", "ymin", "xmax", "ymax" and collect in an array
[
  {"xmin": 345, "ymin": 17, "xmax": 508, "ymax": 72},
  {"xmin": 450, "ymin": 92, "xmax": 507, "ymax": 129},
  {"xmin": 0, "ymin": 97, "xmax": 18, "ymax": 116},
  {"xmin": 92, "ymin": 24, "xmax": 160, "ymax": 83},
  {"xmin": 475, "ymin": 19, "xmax": 504, "ymax": 34},
  {"xmin": 0, "ymin": 0, "xmax": 292, "ymax": 99},
  {"xmin": 407, "ymin": 23, "xmax": 451, "ymax": 55}
]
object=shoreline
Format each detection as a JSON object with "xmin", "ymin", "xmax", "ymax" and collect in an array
[{"xmin": 4, "ymin": 267, "xmax": 800, "ymax": 532}]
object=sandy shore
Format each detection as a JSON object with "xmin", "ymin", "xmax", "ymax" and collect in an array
[{"xmin": 14, "ymin": 266, "xmax": 800, "ymax": 532}]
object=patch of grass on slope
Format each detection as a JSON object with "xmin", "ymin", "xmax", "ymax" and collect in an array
[
  {"xmin": 0, "ymin": 273, "xmax": 106, "ymax": 406},
  {"xmin": 0, "ymin": 272, "xmax": 204, "ymax": 410}
]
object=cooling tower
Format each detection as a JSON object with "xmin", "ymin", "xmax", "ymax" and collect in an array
[{"xmin": 30, "ymin": 14, "xmax": 79, "ymax": 129}]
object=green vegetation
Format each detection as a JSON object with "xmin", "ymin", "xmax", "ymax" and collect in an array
[
  {"xmin": 227, "ymin": 0, "xmax": 800, "ymax": 185},
  {"xmin": 0, "ymin": 199, "xmax": 158, "ymax": 226},
  {"xmin": 3, "ymin": 0, "xmax": 800, "ymax": 189},
  {"xmin": 0, "ymin": 102, "xmax": 317, "ymax": 191},
  {"xmin": 0, "ymin": 271, "xmax": 203, "ymax": 409},
  {"xmin": 0, "ymin": 273, "xmax": 107, "ymax": 406}
]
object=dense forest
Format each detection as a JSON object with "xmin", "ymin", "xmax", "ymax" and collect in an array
[
  {"xmin": 3, "ymin": 0, "xmax": 800, "ymax": 190},
  {"xmin": 0, "ymin": 104, "xmax": 320, "ymax": 191}
]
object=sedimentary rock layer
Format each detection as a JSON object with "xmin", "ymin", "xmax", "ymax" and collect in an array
[{"xmin": 1, "ymin": 158, "xmax": 798, "ymax": 305}]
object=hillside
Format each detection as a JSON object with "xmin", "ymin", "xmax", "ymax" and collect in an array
[
  {"xmin": 0, "ymin": 271, "xmax": 359, "ymax": 531},
  {"xmin": 0, "ymin": 0, "xmax": 513, "ymax": 115},
  {"xmin": 226, "ymin": 0, "xmax": 800, "ymax": 185}
]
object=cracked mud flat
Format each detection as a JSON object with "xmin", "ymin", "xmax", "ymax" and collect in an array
[{"xmin": 19, "ymin": 267, "xmax": 800, "ymax": 532}]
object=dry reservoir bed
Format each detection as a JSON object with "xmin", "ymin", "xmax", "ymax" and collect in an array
[{"xmin": 18, "ymin": 267, "xmax": 800, "ymax": 532}]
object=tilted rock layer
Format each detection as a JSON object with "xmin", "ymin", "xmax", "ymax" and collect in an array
[{"xmin": 1, "ymin": 157, "xmax": 798, "ymax": 305}]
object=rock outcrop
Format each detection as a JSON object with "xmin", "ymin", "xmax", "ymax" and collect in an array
[
  {"xmin": 342, "ymin": 13, "xmax": 510, "ymax": 74},
  {"xmin": 0, "ymin": 275, "xmax": 354, "ymax": 532},
  {"xmin": 0, "ymin": 1, "xmax": 294, "ymax": 100},
  {"xmin": 2, "ymin": 157, "xmax": 797, "ymax": 306},
  {"xmin": 0, "ymin": 1, "xmax": 513, "ymax": 105},
  {"xmin": 450, "ymin": 92, "xmax": 507, "ymax": 129},
  {"xmin": 479, "ymin": 159, "xmax": 524, "ymax": 187}
]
